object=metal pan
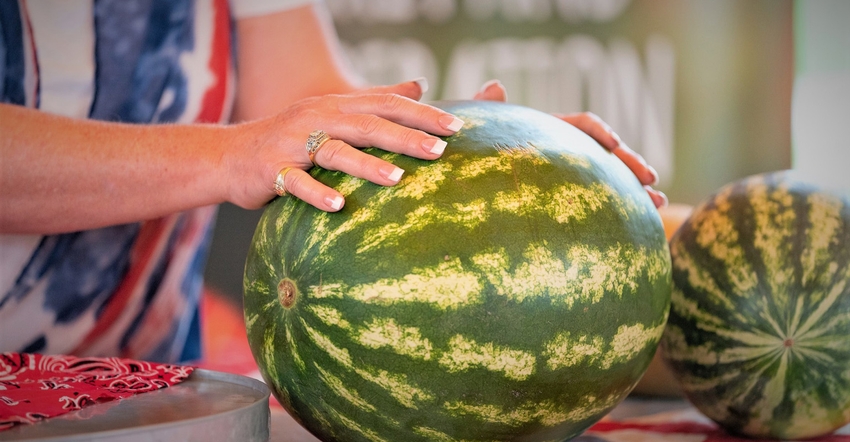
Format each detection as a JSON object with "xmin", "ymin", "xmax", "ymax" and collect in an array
[{"xmin": 1, "ymin": 369, "xmax": 270, "ymax": 442}]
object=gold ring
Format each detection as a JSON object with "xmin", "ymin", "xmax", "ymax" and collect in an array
[
  {"xmin": 274, "ymin": 167, "xmax": 294, "ymax": 196},
  {"xmin": 306, "ymin": 130, "xmax": 332, "ymax": 165}
]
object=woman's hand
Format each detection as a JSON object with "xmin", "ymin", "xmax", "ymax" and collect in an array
[
  {"xmin": 474, "ymin": 80, "xmax": 668, "ymax": 208},
  {"xmin": 0, "ymin": 80, "xmax": 463, "ymax": 233},
  {"xmin": 226, "ymin": 79, "xmax": 464, "ymax": 212}
]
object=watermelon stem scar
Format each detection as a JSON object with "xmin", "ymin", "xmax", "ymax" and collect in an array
[{"xmin": 278, "ymin": 279, "xmax": 297, "ymax": 308}]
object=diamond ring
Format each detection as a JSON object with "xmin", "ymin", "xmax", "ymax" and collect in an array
[{"xmin": 306, "ymin": 130, "xmax": 332, "ymax": 165}]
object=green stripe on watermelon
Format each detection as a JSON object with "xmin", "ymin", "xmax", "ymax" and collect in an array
[
  {"xmin": 663, "ymin": 171, "xmax": 850, "ymax": 439},
  {"xmin": 244, "ymin": 101, "xmax": 671, "ymax": 441}
]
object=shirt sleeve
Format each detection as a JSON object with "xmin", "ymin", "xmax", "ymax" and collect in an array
[{"xmin": 229, "ymin": 0, "xmax": 317, "ymax": 19}]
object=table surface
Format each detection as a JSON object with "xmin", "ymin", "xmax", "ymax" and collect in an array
[
  {"xmin": 267, "ymin": 396, "xmax": 686, "ymax": 441},
  {"xmin": 267, "ymin": 395, "xmax": 850, "ymax": 441}
]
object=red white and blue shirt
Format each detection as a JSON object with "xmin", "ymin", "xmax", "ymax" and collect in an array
[{"xmin": 0, "ymin": 0, "xmax": 313, "ymax": 363}]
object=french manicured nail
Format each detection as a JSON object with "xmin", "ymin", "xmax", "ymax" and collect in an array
[
  {"xmin": 646, "ymin": 165, "xmax": 660, "ymax": 186},
  {"xmin": 439, "ymin": 115, "xmax": 464, "ymax": 132},
  {"xmin": 381, "ymin": 166, "xmax": 405, "ymax": 182},
  {"xmin": 422, "ymin": 138, "xmax": 447, "ymax": 155},
  {"xmin": 609, "ymin": 130, "xmax": 622, "ymax": 149},
  {"xmin": 412, "ymin": 77, "xmax": 429, "ymax": 94},
  {"xmin": 648, "ymin": 187, "xmax": 668, "ymax": 208},
  {"xmin": 326, "ymin": 196, "xmax": 344, "ymax": 211},
  {"xmin": 478, "ymin": 79, "xmax": 502, "ymax": 94}
]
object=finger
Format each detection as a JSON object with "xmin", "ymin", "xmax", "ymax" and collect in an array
[
  {"xmin": 276, "ymin": 166, "xmax": 346, "ymax": 212},
  {"xmin": 558, "ymin": 112, "xmax": 617, "ymax": 150},
  {"xmin": 558, "ymin": 112, "xmax": 659, "ymax": 186},
  {"xmin": 611, "ymin": 143, "xmax": 659, "ymax": 186},
  {"xmin": 311, "ymin": 138, "xmax": 406, "ymax": 187},
  {"xmin": 646, "ymin": 186, "xmax": 668, "ymax": 209},
  {"xmin": 473, "ymin": 79, "xmax": 507, "ymax": 102},
  {"xmin": 322, "ymin": 112, "xmax": 450, "ymax": 160},
  {"xmin": 354, "ymin": 77, "xmax": 429, "ymax": 101},
  {"xmin": 336, "ymin": 93, "xmax": 464, "ymax": 137}
]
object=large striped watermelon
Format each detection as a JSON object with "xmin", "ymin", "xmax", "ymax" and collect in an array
[
  {"xmin": 662, "ymin": 171, "xmax": 850, "ymax": 439},
  {"xmin": 243, "ymin": 101, "xmax": 671, "ymax": 441}
]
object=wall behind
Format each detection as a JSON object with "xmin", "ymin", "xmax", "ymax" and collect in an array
[
  {"xmin": 792, "ymin": 0, "xmax": 850, "ymax": 191},
  {"xmin": 205, "ymin": 0, "xmax": 795, "ymax": 301},
  {"xmin": 329, "ymin": 0, "xmax": 794, "ymax": 203}
]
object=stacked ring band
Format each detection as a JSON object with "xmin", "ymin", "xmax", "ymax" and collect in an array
[
  {"xmin": 306, "ymin": 130, "xmax": 332, "ymax": 165},
  {"xmin": 274, "ymin": 167, "xmax": 294, "ymax": 196}
]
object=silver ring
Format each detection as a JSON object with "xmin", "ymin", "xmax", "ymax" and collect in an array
[{"xmin": 306, "ymin": 130, "xmax": 332, "ymax": 165}]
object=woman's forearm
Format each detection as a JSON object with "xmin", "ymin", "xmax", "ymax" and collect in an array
[
  {"xmin": 0, "ymin": 103, "xmax": 234, "ymax": 234},
  {"xmin": 1, "ymin": 83, "xmax": 462, "ymax": 234}
]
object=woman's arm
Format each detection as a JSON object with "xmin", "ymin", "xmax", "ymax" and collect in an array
[
  {"xmin": 0, "ymin": 103, "xmax": 233, "ymax": 234},
  {"xmin": 0, "ymin": 87, "xmax": 462, "ymax": 234},
  {"xmin": 231, "ymin": 3, "xmax": 362, "ymax": 122},
  {"xmin": 0, "ymin": 3, "xmax": 463, "ymax": 235}
]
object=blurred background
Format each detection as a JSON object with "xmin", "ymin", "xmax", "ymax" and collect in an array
[{"xmin": 204, "ymin": 0, "xmax": 849, "ymax": 305}]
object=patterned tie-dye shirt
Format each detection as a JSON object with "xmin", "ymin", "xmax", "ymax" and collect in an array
[{"xmin": 0, "ymin": 0, "xmax": 313, "ymax": 363}]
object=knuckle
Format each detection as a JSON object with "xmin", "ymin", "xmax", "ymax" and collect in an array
[
  {"xmin": 292, "ymin": 97, "xmax": 321, "ymax": 114},
  {"xmin": 302, "ymin": 96, "xmax": 322, "ymax": 107},
  {"xmin": 285, "ymin": 170, "xmax": 307, "ymax": 193},
  {"xmin": 578, "ymin": 111, "xmax": 598, "ymax": 124},
  {"xmin": 399, "ymin": 130, "xmax": 421, "ymax": 150},
  {"xmin": 378, "ymin": 93, "xmax": 405, "ymax": 112},
  {"xmin": 355, "ymin": 114, "xmax": 383, "ymax": 136},
  {"xmin": 318, "ymin": 141, "xmax": 345, "ymax": 165}
]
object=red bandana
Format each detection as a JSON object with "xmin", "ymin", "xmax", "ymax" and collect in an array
[{"xmin": 0, "ymin": 353, "xmax": 193, "ymax": 431}]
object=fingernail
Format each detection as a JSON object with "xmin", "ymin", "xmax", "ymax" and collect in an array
[
  {"xmin": 422, "ymin": 138, "xmax": 447, "ymax": 155},
  {"xmin": 649, "ymin": 187, "xmax": 668, "ymax": 208},
  {"xmin": 381, "ymin": 165, "xmax": 405, "ymax": 182},
  {"xmin": 412, "ymin": 77, "xmax": 429, "ymax": 94},
  {"xmin": 326, "ymin": 195, "xmax": 344, "ymax": 211},
  {"xmin": 478, "ymin": 79, "xmax": 502, "ymax": 94},
  {"xmin": 646, "ymin": 165, "xmax": 660, "ymax": 186},
  {"xmin": 439, "ymin": 115, "xmax": 464, "ymax": 132},
  {"xmin": 609, "ymin": 130, "xmax": 622, "ymax": 149}
]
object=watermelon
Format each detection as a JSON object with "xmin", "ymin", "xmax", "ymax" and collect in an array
[
  {"xmin": 662, "ymin": 171, "xmax": 850, "ymax": 439},
  {"xmin": 243, "ymin": 101, "xmax": 672, "ymax": 441}
]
